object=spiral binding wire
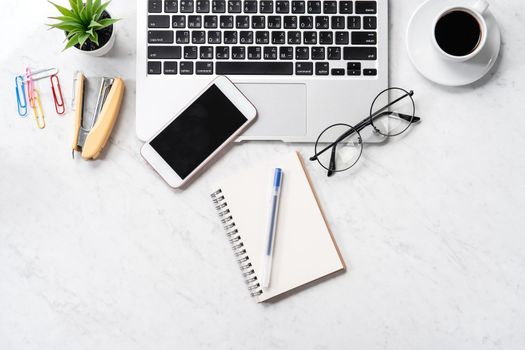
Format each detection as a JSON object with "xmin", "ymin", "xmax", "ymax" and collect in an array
[{"xmin": 211, "ymin": 189, "xmax": 263, "ymax": 297}]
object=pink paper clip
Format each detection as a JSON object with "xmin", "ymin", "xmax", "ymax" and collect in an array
[
  {"xmin": 50, "ymin": 74, "xmax": 66, "ymax": 115},
  {"xmin": 26, "ymin": 67, "xmax": 35, "ymax": 108}
]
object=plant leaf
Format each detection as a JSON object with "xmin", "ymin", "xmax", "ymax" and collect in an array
[
  {"xmin": 94, "ymin": 1, "xmax": 111, "ymax": 19},
  {"xmin": 91, "ymin": 30, "xmax": 99, "ymax": 46},
  {"xmin": 86, "ymin": 0, "xmax": 93, "ymax": 19},
  {"xmin": 64, "ymin": 33, "xmax": 81, "ymax": 50},
  {"xmin": 88, "ymin": 20, "xmax": 103, "ymax": 29},
  {"xmin": 48, "ymin": 1, "xmax": 74, "ymax": 17},
  {"xmin": 97, "ymin": 18, "xmax": 119, "ymax": 28},
  {"xmin": 69, "ymin": 0, "xmax": 78, "ymax": 13},
  {"xmin": 78, "ymin": 32, "xmax": 91, "ymax": 47}
]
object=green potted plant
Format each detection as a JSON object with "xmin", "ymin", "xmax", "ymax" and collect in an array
[{"xmin": 48, "ymin": 0, "xmax": 120, "ymax": 56}]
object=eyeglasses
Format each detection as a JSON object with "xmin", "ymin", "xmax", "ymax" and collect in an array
[{"xmin": 310, "ymin": 87, "xmax": 421, "ymax": 177}]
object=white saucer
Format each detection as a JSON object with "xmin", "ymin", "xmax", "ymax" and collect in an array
[{"xmin": 406, "ymin": 0, "xmax": 501, "ymax": 86}]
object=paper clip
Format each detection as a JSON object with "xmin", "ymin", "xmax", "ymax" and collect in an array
[
  {"xmin": 29, "ymin": 67, "xmax": 59, "ymax": 81},
  {"xmin": 31, "ymin": 89, "xmax": 46, "ymax": 129},
  {"xmin": 15, "ymin": 76, "xmax": 28, "ymax": 117},
  {"xmin": 50, "ymin": 74, "xmax": 66, "ymax": 115},
  {"xmin": 26, "ymin": 67, "xmax": 35, "ymax": 108}
]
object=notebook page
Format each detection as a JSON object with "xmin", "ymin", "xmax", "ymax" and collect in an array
[{"xmin": 216, "ymin": 152, "xmax": 344, "ymax": 302}]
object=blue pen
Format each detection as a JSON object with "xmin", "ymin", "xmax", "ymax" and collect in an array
[{"xmin": 261, "ymin": 168, "xmax": 283, "ymax": 289}]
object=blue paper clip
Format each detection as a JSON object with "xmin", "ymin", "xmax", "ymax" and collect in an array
[{"xmin": 15, "ymin": 76, "xmax": 28, "ymax": 117}]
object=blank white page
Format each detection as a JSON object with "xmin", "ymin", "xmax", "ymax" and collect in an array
[{"xmin": 214, "ymin": 152, "xmax": 345, "ymax": 302}]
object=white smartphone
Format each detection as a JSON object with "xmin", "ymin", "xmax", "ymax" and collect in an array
[{"xmin": 141, "ymin": 76, "xmax": 257, "ymax": 189}]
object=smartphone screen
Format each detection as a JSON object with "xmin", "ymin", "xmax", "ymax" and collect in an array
[{"xmin": 149, "ymin": 84, "xmax": 248, "ymax": 179}]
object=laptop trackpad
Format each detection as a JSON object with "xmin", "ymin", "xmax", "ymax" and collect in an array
[{"xmin": 236, "ymin": 84, "xmax": 307, "ymax": 137}]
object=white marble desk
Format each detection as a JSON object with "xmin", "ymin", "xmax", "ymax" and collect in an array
[{"xmin": 1, "ymin": 1, "xmax": 524, "ymax": 349}]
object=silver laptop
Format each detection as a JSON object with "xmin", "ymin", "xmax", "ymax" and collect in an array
[{"xmin": 136, "ymin": 0, "xmax": 388, "ymax": 142}]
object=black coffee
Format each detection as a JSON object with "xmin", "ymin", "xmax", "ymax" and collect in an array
[{"xmin": 435, "ymin": 10, "xmax": 482, "ymax": 57}]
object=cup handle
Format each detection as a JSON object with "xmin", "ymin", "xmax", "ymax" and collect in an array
[{"xmin": 472, "ymin": 0, "xmax": 489, "ymax": 15}]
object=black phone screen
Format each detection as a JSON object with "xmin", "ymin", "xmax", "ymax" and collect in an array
[{"xmin": 150, "ymin": 84, "xmax": 248, "ymax": 179}]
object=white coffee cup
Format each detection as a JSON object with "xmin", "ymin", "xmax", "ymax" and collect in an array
[{"xmin": 433, "ymin": 0, "xmax": 489, "ymax": 62}]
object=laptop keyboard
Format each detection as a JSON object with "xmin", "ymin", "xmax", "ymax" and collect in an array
[{"xmin": 147, "ymin": 0, "xmax": 379, "ymax": 77}]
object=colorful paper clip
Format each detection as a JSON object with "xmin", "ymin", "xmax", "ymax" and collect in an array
[
  {"xmin": 50, "ymin": 74, "xmax": 65, "ymax": 115},
  {"xmin": 31, "ymin": 89, "xmax": 46, "ymax": 129},
  {"xmin": 15, "ymin": 76, "xmax": 28, "ymax": 117},
  {"xmin": 26, "ymin": 67, "xmax": 35, "ymax": 108}
]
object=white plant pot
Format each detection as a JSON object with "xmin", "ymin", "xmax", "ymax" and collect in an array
[{"xmin": 73, "ymin": 18, "xmax": 117, "ymax": 57}]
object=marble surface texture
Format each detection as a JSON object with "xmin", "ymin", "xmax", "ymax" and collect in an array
[{"xmin": 1, "ymin": 1, "xmax": 525, "ymax": 349}]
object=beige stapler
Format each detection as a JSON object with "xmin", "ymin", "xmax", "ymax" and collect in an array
[{"xmin": 72, "ymin": 72, "xmax": 125, "ymax": 160}]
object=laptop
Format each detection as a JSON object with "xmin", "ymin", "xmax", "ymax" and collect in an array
[{"xmin": 136, "ymin": 0, "xmax": 388, "ymax": 142}]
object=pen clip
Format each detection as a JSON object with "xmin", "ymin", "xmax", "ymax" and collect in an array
[
  {"xmin": 50, "ymin": 74, "xmax": 66, "ymax": 115},
  {"xmin": 15, "ymin": 75, "xmax": 28, "ymax": 117},
  {"xmin": 31, "ymin": 89, "xmax": 46, "ymax": 129}
]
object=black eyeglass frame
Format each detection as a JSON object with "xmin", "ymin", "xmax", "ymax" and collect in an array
[{"xmin": 310, "ymin": 87, "xmax": 420, "ymax": 175}]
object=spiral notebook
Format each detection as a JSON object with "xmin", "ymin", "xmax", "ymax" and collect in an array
[{"xmin": 211, "ymin": 151, "xmax": 345, "ymax": 302}]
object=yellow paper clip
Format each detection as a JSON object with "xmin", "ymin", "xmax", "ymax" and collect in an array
[{"xmin": 32, "ymin": 89, "xmax": 46, "ymax": 129}]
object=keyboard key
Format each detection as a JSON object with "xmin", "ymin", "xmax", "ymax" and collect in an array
[
  {"xmin": 347, "ymin": 62, "xmax": 361, "ymax": 75},
  {"xmin": 292, "ymin": 1, "xmax": 306, "ymax": 14},
  {"xmin": 364, "ymin": 68, "xmax": 377, "ymax": 76},
  {"xmin": 296, "ymin": 62, "xmax": 313, "ymax": 75},
  {"xmin": 192, "ymin": 30, "xmax": 206, "ymax": 43},
  {"xmin": 208, "ymin": 30, "xmax": 222, "ymax": 43},
  {"xmin": 364, "ymin": 16, "xmax": 377, "ymax": 29},
  {"xmin": 347, "ymin": 16, "xmax": 361, "ymax": 29},
  {"xmin": 240, "ymin": 31, "xmax": 254, "ymax": 44},
  {"xmin": 343, "ymin": 47, "xmax": 377, "ymax": 60},
  {"xmin": 232, "ymin": 46, "xmax": 246, "ymax": 59},
  {"xmin": 284, "ymin": 16, "xmax": 298, "ymax": 29},
  {"xmin": 303, "ymin": 31, "xmax": 317, "ymax": 45},
  {"xmin": 256, "ymin": 31, "xmax": 269, "ymax": 44},
  {"xmin": 315, "ymin": 62, "xmax": 329, "ymax": 75},
  {"xmin": 295, "ymin": 46, "xmax": 309, "ymax": 60},
  {"xmin": 264, "ymin": 46, "xmax": 278, "ymax": 60},
  {"xmin": 307, "ymin": 1, "xmax": 321, "ymax": 14},
  {"xmin": 228, "ymin": 0, "xmax": 242, "ymax": 13},
  {"xmin": 149, "ymin": 15, "xmax": 170, "ymax": 28},
  {"xmin": 200, "ymin": 46, "xmax": 214, "ymax": 59},
  {"xmin": 271, "ymin": 31, "xmax": 285, "ymax": 44},
  {"xmin": 196, "ymin": 61, "xmax": 214, "ymax": 74},
  {"xmin": 252, "ymin": 16, "xmax": 266, "ymax": 29},
  {"xmin": 212, "ymin": 0, "xmax": 226, "ymax": 12},
  {"xmin": 276, "ymin": 1, "xmax": 290, "ymax": 13},
  {"xmin": 248, "ymin": 46, "xmax": 262, "ymax": 59},
  {"xmin": 175, "ymin": 30, "xmax": 190, "ymax": 43},
  {"xmin": 216, "ymin": 46, "xmax": 230, "ymax": 59},
  {"xmin": 180, "ymin": 61, "xmax": 194, "ymax": 74},
  {"xmin": 268, "ymin": 16, "xmax": 282, "ymax": 29},
  {"xmin": 220, "ymin": 15, "xmax": 234, "ymax": 28},
  {"xmin": 164, "ymin": 61, "xmax": 178, "ymax": 74},
  {"xmin": 299, "ymin": 16, "xmax": 313, "ymax": 29},
  {"xmin": 315, "ymin": 16, "xmax": 329, "ymax": 29},
  {"xmin": 180, "ymin": 0, "xmax": 194, "ymax": 13},
  {"xmin": 224, "ymin": 30, "xmax": 238, "ymax": 44},
  {"xmin": 148, "ymin": 0, "xmax": 162, "ymax": 13},
  {"xmin": 323, "ymin": 1, "xmax": 337, "ymax": 14},
  {"xmin": 148, "ymin": 61, "xmax": 161, "ymax": 74},
  {"xmin": 335, "ymin": 31, "xmax": 349, "ymax": 45},
  {"xmin": 288, "ymin": 31, "xmax": 301, "ymax": 44},
  {"xmin": 204, "ymin": 15, "xmax": 218, "ymax": 28},
  {"xmin": 356, "ymin": 1, "xmax": 377, "ymax": 14},
  {"xmin": 327, "ymin": 46, "xmax": 341, "ymax": 60},
  {"xmin": 279, "ymin": 46, "xmax": 294, "ymax": 59},
  {"xmin": 331, "ymin": 68, "xmax": 345, "ymax": 76},
  {"xmin": 236, "ymin": 15, "xmax": 250, "ymax": 28},
  {"xmin": 320, "ymin": 31, "xmax": 333, "ymax": 44},
  {"xmin": 172, "ymin": 15, "xmax": 186, "ymax": 28},
  {"xmin": 331, "ymin": 16, "xmax": 345, "ymax": 29},
  {"xmin": 260, "ymin": 1, "xmax": 273, "ymax": 13},
  {"xmin": 216, "ymin": 62, "xmax": 293, "ymax": 75},
  {"xmin": 340, "ymin": 1, "xmax": 353, "ymax": 14},
  {"xmin": 184, "ymin": 46, "xmax": 198, "ymax": 59},
  {"xmin": 311, "ymin": 47, "xmax": 325, "ymax": 60},
  {"xmin": 148, "ymin": 46, "xmax": 182, "ymax": 59},
  {"xmin": 352, "ymin": 31, "xmax": 377, "ymax": 45},
  {"xmin": 188, "ymin": 15, "xmax": 202, "ymax": 28},
  {"xmin": 244, "ymin": 1, "xmax": 257, "ymax": 13},
  {"xmin": 197, "ymin": 0, "xmax": 210, "ymax": 13},
  {"xmin": 165, "ymin": 1, "xmax": 179, "ymax": 13},
  {"xmin": 148, "ymin": 30, "xmax": 174, "ymax": 44}
]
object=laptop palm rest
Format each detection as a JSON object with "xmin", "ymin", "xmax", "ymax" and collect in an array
[{"xmin": 236, "ymin": 84, "xmax": 307, "ymax": 138}]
